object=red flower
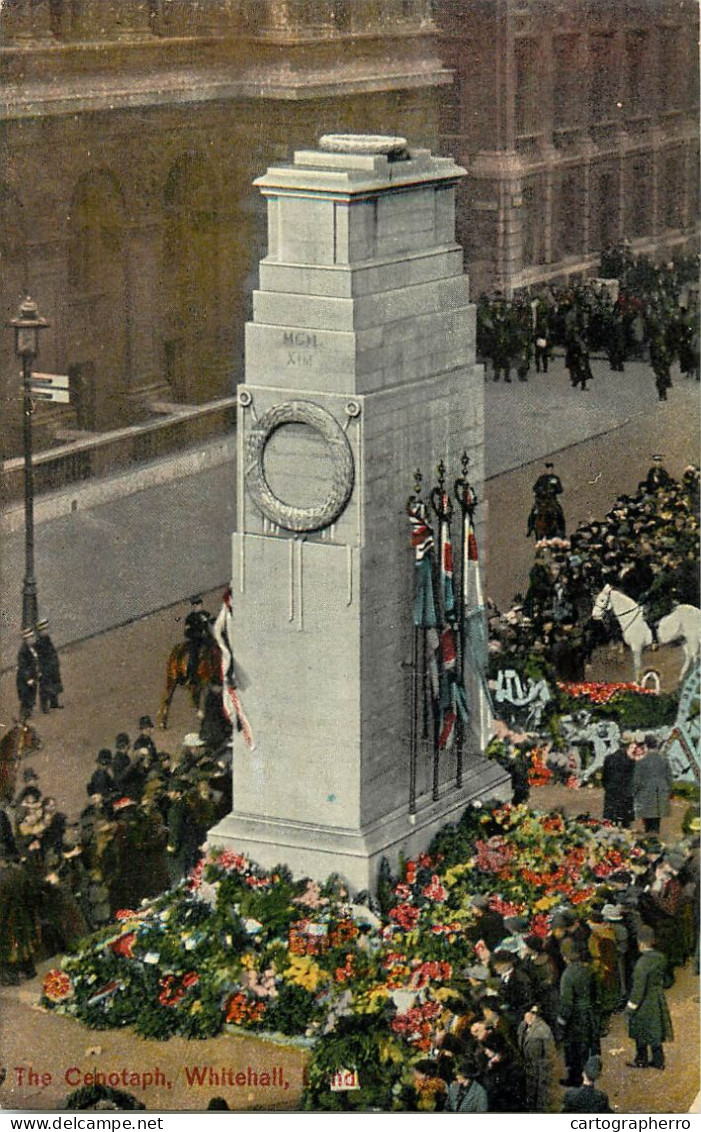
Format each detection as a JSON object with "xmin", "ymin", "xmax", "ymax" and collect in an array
[
  {"xmin": 224, "ymin": 992, "xmax": 266, "ymax": 1025},
  {"xmin": 182, "ymin": 970, "xmax": 199, "ymax": 988},
  {"xmin": 109, "ymin": 931, "xmax": 136, "ymax": 959},
  {"xmin": 43, "ymin": 969, "xmax": 73, "ymax": 1003},
  {"xmin": 394, "ymin": 882, "xmax": 412, "ymax": 900},
  {"xmin": 421, "ymin": 875, "xmax": 448, "ymax": 903},
  {"xmin": 114, "ymin": 909, "xmax": 137, "ymax": 921},
  {"xmin": 389, "ymin": 902, "xmax": 421, "ymax": 931}
]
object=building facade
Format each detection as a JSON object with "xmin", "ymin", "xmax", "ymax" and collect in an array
[
  {"xmin": 1, "ymin": 0, "xmax": 698, "ymax": 466},
  {"xmin": 436, "ymin": 0, "xmax": 699, "ymax": 297},
  {"xmin": 1, "ymin": 0, "xmax": 447, "ymax": 460}
]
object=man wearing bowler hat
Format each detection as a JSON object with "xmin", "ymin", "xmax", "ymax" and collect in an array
[
  {"xmin": 16, "ymin": 628, "xmax": 39, "ymax": 720},
  {"xmin": 34, "ymin": 618, "xmax": 63, "ymax": 711}
]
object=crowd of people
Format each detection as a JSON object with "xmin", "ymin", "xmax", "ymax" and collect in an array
[
  {"xmin": 409, "ymin": 820, "xmax": 698, "ymax": 1113},
  {"xmin": 476, "ymin": 247, "xmax": 699, "ymax": 399},
  {"xmin": 0, "ymin": 699, "xmax": 233, "ymax": 986},
  {"xmin": 489, "ymin": 462, "xmax": 700, "ymax": 678}
]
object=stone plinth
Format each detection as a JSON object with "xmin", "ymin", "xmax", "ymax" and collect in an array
[{"xmin": 210, "ymin": 135, "xmax": 509, "ymax": 890}]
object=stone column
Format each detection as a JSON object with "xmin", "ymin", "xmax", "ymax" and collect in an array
[{"xmin": 210, "ymin": 135, "xmax": 508, "ymax": 889}]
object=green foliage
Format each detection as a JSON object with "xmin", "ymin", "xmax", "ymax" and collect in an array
[
  {"xmin": 302, "ymin": 1015, "xmax": 401, "ymax": 1112},
  {"xmin": 265, "ymin": 982, "xmax": 319, "ymax": 1036},
  {"xmin": 375, "ymin": 857, "xmax": 395, "ymax": 917},
  {"xmin": 558, "ymin": 690, "xmax": 679, "ymax": 728}
]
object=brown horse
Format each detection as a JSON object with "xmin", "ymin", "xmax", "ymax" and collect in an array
[
  {"xmin": 157, "ymin": 637, "xmax": 221, "ymax": 729},
  {"xmin": 0, "ymin": 722, "xmax": 42, "ymax": 805},
  {"xmin": 527, "ymin": 496, "xmax": 566, "ymax": 540}
]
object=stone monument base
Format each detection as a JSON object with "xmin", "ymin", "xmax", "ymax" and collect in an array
[{"xmin": 208, "ymin": 755, "xmax": 510, "ymax": 892}]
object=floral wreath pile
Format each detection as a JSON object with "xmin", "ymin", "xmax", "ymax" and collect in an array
[{"xmin": 41, "ymin": 802, "xmax": 648, "ymax": 1110}]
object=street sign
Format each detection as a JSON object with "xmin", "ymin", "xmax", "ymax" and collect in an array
[
  {"xmin": 30, "ymin": 372, "xmax": 70, "ymax": 390},
  {"xmin": 30, "ymin": 388, "xmax": 71, "ymax": 404},
  {"xmin": 27, "ymin": 371, "xmax": 70, "ymax": 405}
]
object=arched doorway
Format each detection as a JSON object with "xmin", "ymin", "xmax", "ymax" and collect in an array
[{"xmin": 67, "ymin": 170, "xmax": 129, "ymax": 430}]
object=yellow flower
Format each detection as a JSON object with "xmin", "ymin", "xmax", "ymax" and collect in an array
[
  {"xmin": 443, "ymin": 863, "xmax": 471, "ymax": 888},
  {"xmin": 354, "ymin": 985, "xmax": 389, "ymax": 1015},
  {"xmin": 378, "ymin": 1036, "xmax": 405, "ymax": 1065},
  {"xmin": 534, "ymin": 895, "xmax": 557, "ymax": 912},
  {"xmin": 190, "ymin": 1000, "xmax": 203, "ymax": 1014},
  {"xmin": 240, "ymin": 953, "xmax": 256, "ymax": 970},
  {"xmin": 433, "ymin": 986, "xmax": 461, "ymax": 1003},
  {"xmin": 283, "ymin": 955, "xmax": 328, "ymax": 992}
]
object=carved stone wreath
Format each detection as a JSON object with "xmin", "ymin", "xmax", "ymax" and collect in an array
[{"xmin": 245, "ymin": 400, "xmax": 355, "ymax": 532}]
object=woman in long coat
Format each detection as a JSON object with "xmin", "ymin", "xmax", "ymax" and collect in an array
[{"xmin": 626, "ymin": 929, "xmax": 673, "ymax": 1069}]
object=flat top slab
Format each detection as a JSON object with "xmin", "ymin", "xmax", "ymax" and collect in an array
[{"xmin": 254, "ymin": 134, "xmax": 465, "ymax": 195}]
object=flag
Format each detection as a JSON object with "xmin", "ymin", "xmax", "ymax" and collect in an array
[
  {"xmin": 408, "ymin": 501, "xmax": 440, "ymax": 699},
  {"xmin": 437, "ymin": 623, "xmax": 468, "ymax": 751},
  {"xmin": 438, "ymin": 507, "xmax": 456, "ymax": 622},
  {"xmin": 436, "ymin": 507, "xmax": 467, "ymax": 751},
  {"xmin": 212, "ymin": 587, "xmax": 255, "ymax": 750},
  {"xmin": 462, "ymin": 511, "xmax": 493, "ymax": 748}
]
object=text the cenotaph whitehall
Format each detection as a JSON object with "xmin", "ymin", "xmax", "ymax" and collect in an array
[{"xmin": 210, "ymin": 135, "xmax": 509, "ymax": 889}]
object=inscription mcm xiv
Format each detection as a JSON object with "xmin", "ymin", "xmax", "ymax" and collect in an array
[{"xmin": 284, "ymin": 329, "xmax": 318, "ymax": 368}]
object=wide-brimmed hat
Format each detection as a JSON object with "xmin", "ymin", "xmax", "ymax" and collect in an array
[
  {"xmin": 139, "ymin": 715, "xmax": 154, "ymax": 730},
  {"xmin": 602, "ymin": 904, "xmax": 623, "ymax": 922},
  {"xmin": 182, "ymin": 733, "xmax": 205, "ymax": 748},
  {"xmin": 113, "ymin": 797, "xmax": 136, "ymax": 812}
]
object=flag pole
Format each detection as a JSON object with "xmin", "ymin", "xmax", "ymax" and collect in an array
[
  {"xmin": 407, "ymin": 468, "xmax": 426, "ymax": 817},
  {"xmin": 456, "ymin": 455, "xmax": 494, "ymax": 755},
  {"xmin": 455, "ymin": 448, "xmax": 477, "ymax": 778},
  {"xmin": 430, "ymin": 460, "xmax": 451, "ymax": 802}
]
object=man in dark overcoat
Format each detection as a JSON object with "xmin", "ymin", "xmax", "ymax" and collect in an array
[
  {"xmin": 602, "ymin": 741, "xmax": 635, "ymax": 827},
  {"xmin": 557, "ymin": 939, "xmax": 600, "ymax": 1088},
  {"xmin": 16, "ymin": 629, "xmax": 39, "ymax": 720},
  {"xmin": 34, "ymin": 619, "xmax": 63, "ymax": 711},
  {"xmin": 626, "ymin": 926, "xmax": 673, "ymax": 1069},
  {"xmin": 87, "ymin": 750, "xmax": 116, "ymax": 802},
  {"xmin": 184, "ymin": 595, "xmax": 212, "ymax": 681},
  {"xmin": 632, "ymin": 735, "xmax": 672, "ymax": 833}
]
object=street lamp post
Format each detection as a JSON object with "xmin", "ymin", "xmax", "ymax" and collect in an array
[{"xmin": 9, "ymin": 296, "xmax": 50, "ymax": 631}]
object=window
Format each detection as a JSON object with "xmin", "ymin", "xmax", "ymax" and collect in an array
[{"xmin": 515, "ymin": 37, "xmax": 540, "ymax": 135}]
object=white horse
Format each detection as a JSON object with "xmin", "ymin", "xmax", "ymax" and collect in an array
[{"xmin": 592, "ymin": 584, "xmax": 701, "ymax": 682}]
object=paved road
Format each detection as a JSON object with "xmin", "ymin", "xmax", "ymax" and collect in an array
[
  {"xmin": 0, "ymin": 357, "xmax": 698, "ymax": 1117},
  {"xmin": 0, "ymin": 354, "xmax": 697, "ymax": 668}
]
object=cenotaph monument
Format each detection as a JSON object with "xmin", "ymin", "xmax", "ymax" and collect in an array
[{"xmin": 210, "ymin": 135, "xmax": 509, "ymax": 889}]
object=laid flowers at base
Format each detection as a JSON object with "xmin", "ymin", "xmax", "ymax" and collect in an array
[{"xmin": 41, "ymin": 802, "xmax": 645, "ymax": 1070}]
